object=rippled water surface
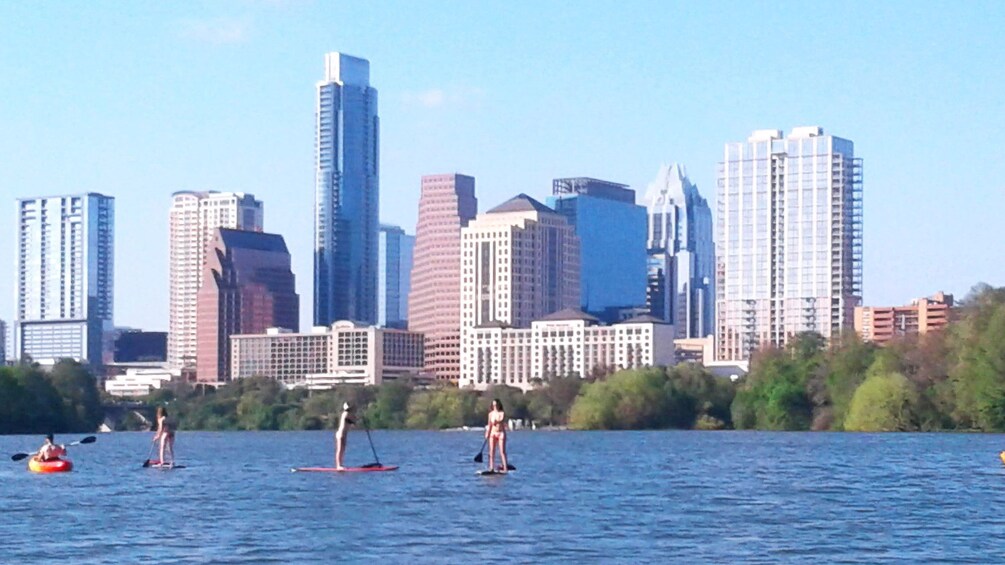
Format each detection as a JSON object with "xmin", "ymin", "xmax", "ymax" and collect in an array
[{"xmin": 2, "ymin": 431, "xmax": 1005, "ymax": 563}]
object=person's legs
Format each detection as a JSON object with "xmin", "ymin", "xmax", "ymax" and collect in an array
[
  {"xmin": 335, "ymin": 435, "xmax": 346, "ymax": 469},
  {"xmin": 159, "ymin": 435, "xmax": 167, "ymax": 466},
  {"xmin": 166, "ymin": 434, "xmax": 175, "ymax": 465},
  {"xmin": 487, "ymin": 435, "xmax": 497, "ymax": 471},
  {"xmin": 499, "ymin": 434, "xmax": 508, "ymax": 472}
]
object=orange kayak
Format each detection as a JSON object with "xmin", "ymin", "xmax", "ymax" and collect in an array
[{"xmin": 28, "ymin": 457, "xmax": 73, "ymax": 473}]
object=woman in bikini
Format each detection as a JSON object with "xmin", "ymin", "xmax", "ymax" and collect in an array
[
  {"xmin": 152, "ymin": 406, "xmax": 176, "ymax": 467},
  {"xmin": 335, "ymin": 402, "xmax": 355, "ymax": 470},
  {"xmin": 485, "ymin": 399, "xmax": 509, "ymax": 473}
]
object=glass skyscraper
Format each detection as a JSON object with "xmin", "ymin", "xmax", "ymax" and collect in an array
[
  {"xmin": 716, "ymin": 127, "xmax": 863, "ymax": 361},
  {"xmin": 15, "ymin": 193, "xmax": 114, "ymax": 367},
  {"xmin": 643, "ymin": 164, "xmax": 715, "ymax": 338},
  {"xmin": 549, "ymin": 178, "xmax": 647, "ymax": 321},
  {"xmin": 378, "ymin": 224, "xmax": 415, "ymax": 329},
  {"xmin": 314, "ymin": 52, "xmax": 379, "ymax": 326}
]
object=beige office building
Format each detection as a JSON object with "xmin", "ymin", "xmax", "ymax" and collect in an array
[
  {"xmin": 231, "ymin": 321, "xmax": 424, "ymax": 388},
  {"xmin": 460, "ymin": 309, "xmax": 675, "ymax": 391},
  {"xmin": 168, "ymin": 191, "xmax": 263, "ymax": 370}
]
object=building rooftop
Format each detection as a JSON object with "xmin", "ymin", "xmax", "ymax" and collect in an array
[
  {"xmin": 217, "ymin": 228, "xmax": 288, "ymax": 253},
  {"xmin": 537, "ymin": 308, "xmax": 601, "ymax": 323},
  {"xmin": 619, "ymin": 314, "xmax": 669, "ymax": 325},
  {"xmin": 487, "ymin": 193, "xmax": 555, "ymax": 215}
]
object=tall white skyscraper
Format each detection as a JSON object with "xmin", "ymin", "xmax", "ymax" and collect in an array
[
  {"xmin": 643, "ymin": 163, "xmax": 715, "ymax": 338},
  {"xmin": 168, "ymin": 191, "xmax": 263, "ymax": 370},
  {"xmin": 377, "ymin": 224, "xmax": 414, "ymax": 328},
  {"xmin": 716, "ymin": 127, "xmax": 863, "ymax": 361},
  {"xmin": 15, "ymin": 193, "xmax": 114, "ymax": 367},
  {"xmin": 314, "ymin": 52, "xmax": 379, "ymax": 327}
]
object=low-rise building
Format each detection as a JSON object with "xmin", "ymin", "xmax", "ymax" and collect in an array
[
  {"xmin": 854, "ymin": 291, "xmax": 954, "ymax": 345},
  {"xmin": 460, "ymin": 308, "xmax": 675, "ymax": 391},
  {"xmin": 104, "ymin": 366, "xmax": 181, "ymax": 397},
  {"xmin": 230, "ymin": 321, "xmax": 425, "ymax": 388}
]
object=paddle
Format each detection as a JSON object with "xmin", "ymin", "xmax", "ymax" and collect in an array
[
  {"xmin": 141, "ymin": 442, "xmax": 157, "ymax": 468},
  {"xmin": 11, "ymin": 436, "xmax": 96, "ymax": 462},
  {"xmin": 360, "ymin": 416, "xmax": 383, "ymax": 468},
  {"xmin": 473, "ymin": 435, "xmax": 516, "ymax": 471}
]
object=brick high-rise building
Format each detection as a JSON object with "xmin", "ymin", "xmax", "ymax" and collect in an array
[
  {"xmin": 168, "ymin": 191, "xmax": 263, "ymax": 371},
  {"xmin": 855, "ymin": 292, "xmax": 953, "ymax": 345},
  {"xmin": 196, "ymin": 229, "xmax": 298, "ymax": 382},
  {"xmin": 407, "ymin": 174, "xmax": 477, "ymax": 382}
]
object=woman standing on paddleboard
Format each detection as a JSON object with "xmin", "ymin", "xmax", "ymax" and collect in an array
[
  {"xmin": 335, "ymin": 402, "xmax": 355, "ymax": 470},
  {"xmin": 486, "ymin": 399, "xmax": 509, "ymax": 473},
  {"xmin": 152, "ymin": 406, "xmax": 176, "ymax": 468}
]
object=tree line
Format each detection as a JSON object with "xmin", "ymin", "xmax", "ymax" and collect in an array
[
  {"xmin": 7, "ymin": 283, "xmax": 1005, "ymax": 434},
  {"xmin": 0, "ymin": 360, "xmax": 104, "ymax": 434}
]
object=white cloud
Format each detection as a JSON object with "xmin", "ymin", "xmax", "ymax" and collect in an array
[
  {"xmin": 402, "ymin": 87, "xmax": 485, "ymax": 109},
  {"xmin": 177, "ymin": 17, "xmax": 253, "ymax": 45}
]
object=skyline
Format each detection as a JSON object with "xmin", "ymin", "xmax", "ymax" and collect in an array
[{"xmin": 2, "ymin": 1, "xmax": 1004, "ymax": 332}]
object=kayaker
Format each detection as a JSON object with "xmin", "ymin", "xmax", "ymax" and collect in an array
[
  {"xmin": 152, "ymin": 406, "xmax": 177, "ymax": 467},
  {"xmin": 335, "ymin": 402, "xmax": 355, "ymax": 470},
  {"xmin": 36, "ymin": 434, "xmax": 67, "ymax": 462},
  {"xmin": 485, "ymin": 399, "xmax": 509, "ymax": 473}
]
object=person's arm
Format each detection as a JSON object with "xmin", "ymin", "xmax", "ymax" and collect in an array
[{"xmin": 152, "ymin": 418, "xmax": 163, "ymax": 442}]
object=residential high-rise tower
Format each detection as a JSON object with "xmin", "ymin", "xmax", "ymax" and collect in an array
[
  {"xmin": 314, "ymin": 52, "xmax": 379, "ymax": 326},
  {"xmin": 168, "ymin": 191, "xmax": 263, "ymax": 370},
  {"xmin": 716, "ymin": 127, "xmax": 863, "ymax": 361},
  {"xmin": 643, "ymin": 164, "xmax": 715, "ymax": 338},
  {"xmin": 15, "ymin": 193, "xmax": 114, "ymax": 367},
  {"xmin": 378, "ymin": 224, "xmax": 414, "ymax": 329},
  {"xmin": 408, "ymin": 174, "xmax": 477, "ymax": 381}
]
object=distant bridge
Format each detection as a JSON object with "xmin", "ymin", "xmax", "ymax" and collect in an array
[{"xmin": 100, "ymin": 402, "xmax": 157, "ymax": 432}]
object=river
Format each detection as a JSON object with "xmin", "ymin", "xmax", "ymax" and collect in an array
[{"xmin": 2, "ymin": 430, "xmax": 1004, "ymax": 563}]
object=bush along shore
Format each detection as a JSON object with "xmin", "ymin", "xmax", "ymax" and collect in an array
[{"xmin": 11, "ymin": 283, "xmax": 1005, "ymax": 434}]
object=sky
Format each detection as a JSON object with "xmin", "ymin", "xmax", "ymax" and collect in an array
[{"xmin": 1, "ymin": 0, "xmax": 1004, "ymax": 332}]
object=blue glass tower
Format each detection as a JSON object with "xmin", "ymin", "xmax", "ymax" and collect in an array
[
  {"xmin": 549, "ymin": 178, "xmax": 647, "ymax": 321},
  {"xmin": 314, "ymin": 52, "xmax": 379, "ymax": 326}
]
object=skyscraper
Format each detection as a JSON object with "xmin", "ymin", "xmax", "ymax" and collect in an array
[
  {"xmin": 0, "ymin": 319, "xmax": 7, "ymax": 365},
  {"xmin": 460, "ymin": 194, "xmax": 580, "ymax": 330},
  {"xmin": 15, "ymin": 193, "xmax": 114, "ymax": 367},
  {"xmin": 642, "ymin": 164, "xmax": 715, "ymax": 338},
  {"xmin": 196, "ymin": 228, "xmax": 299, "ymax": 382},
  {"xmin": 408, "ymin": 174, "xmax": 478, "ymax": 382},
  {"xmin": 549, "ymin": 177, "xmax": 647, "ymax": 321},
  {"xmin": 378, "ymin": 224, "xmax": 415, "ymax": 328},
  {"xmin": 716, "ymin": 127, "xmax": 863, "ymax": 361},
  {"xmin": 314, "ymin": 52, "xmax": 379, "ymax": 327},
  {"xmin": 168, "ymin": 191, "xmax": 263, "ymax": 370}
]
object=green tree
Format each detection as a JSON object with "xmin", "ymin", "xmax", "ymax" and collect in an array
[{"xmin": 844, "ymin": 372, "xmax": 919, "ymax": 431}]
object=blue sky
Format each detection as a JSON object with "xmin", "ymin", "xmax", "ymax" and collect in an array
[{"xmin": 1, "ymin": 0, "xmax": 1003, "ymax": 332}]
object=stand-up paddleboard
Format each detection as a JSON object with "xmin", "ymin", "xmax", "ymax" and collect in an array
[
  {"xmin": 476, "ymin": 469, "xmax": 510, "ymax": 476},
  {"xmin": 146, "ymin": 461, "xmax": 187, "ymax": 469},
  {"xmin": 292, "ymin": 465, "xmax": 399, "ymax": 473}
]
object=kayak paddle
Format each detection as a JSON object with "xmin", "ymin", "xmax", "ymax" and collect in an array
[{"xmin": 10, "ymin": 436, "xmax": 96, "ymax": 461}]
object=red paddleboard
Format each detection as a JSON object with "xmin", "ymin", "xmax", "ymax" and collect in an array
[{"xmin": 291, "ymin": 465, "xmax": 399, "ymax": 473}]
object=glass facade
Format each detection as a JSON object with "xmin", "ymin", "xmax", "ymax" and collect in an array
[
  {"xmin": 15, "ymin": 193, "xmax": 114, "ymax": 366},
  {"xmin": 643, "ymin": 164, "xmax": 715, "ymax": 338},
  {"xmin": 716, "ymin": 128, "xmax": 863, "ymax": 361},
  {"xmin": 314, "ymin": 52, "xmax": 380, "ymax": 326},
  {"xmin": 378, "ymin": 224, "xmax": 415, "ymax": 328},
  {"xmin": 549, "ymin": 191, "xmax": 647, "ymax": 320}
]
